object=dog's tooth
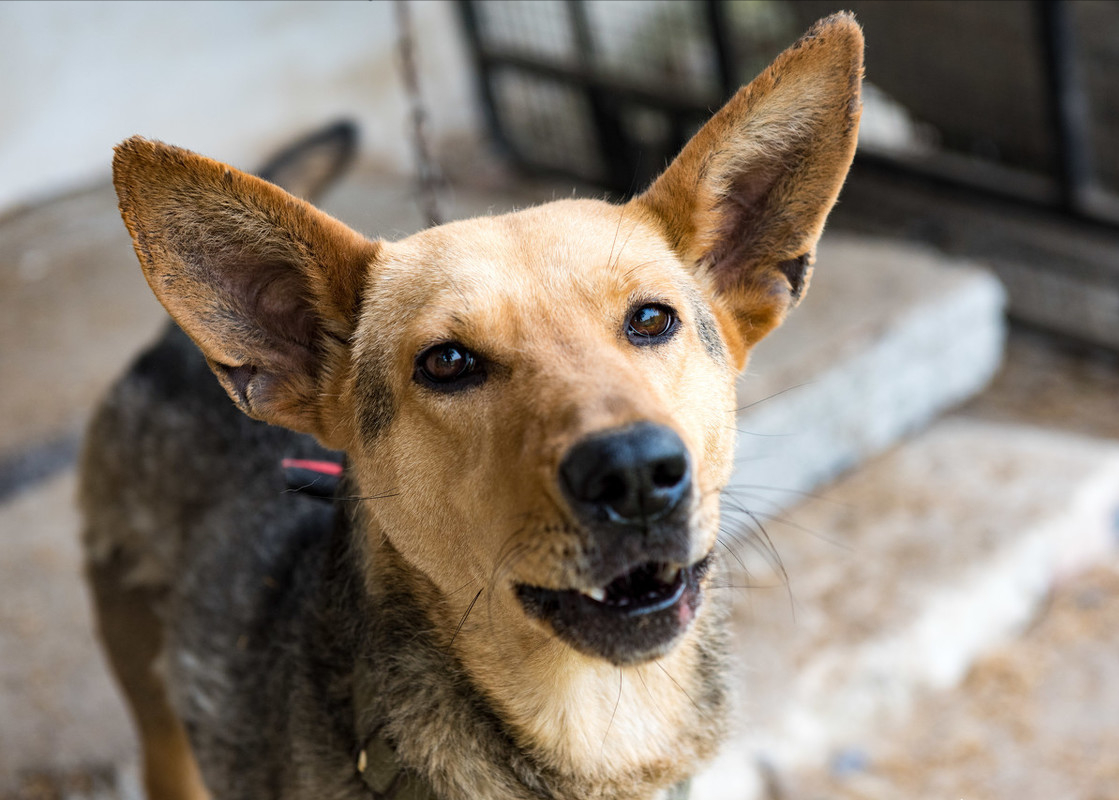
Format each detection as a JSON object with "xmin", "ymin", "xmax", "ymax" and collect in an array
[
  {"xmin": 657, "ymin": 564, "xmax": 682, "ymax": 584},
  {"xmin": 585, "ymin": 587, "xmax": 606, "ymax": 603}
]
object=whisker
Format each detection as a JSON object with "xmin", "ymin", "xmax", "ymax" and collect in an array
[
  {"xmin": 485, "ymin": 518, "xmax": 542, "ymax": 633},
  {"xmin": 715, "ymin": 537, "xmax": 749, "ymax": 574},
  {"xmin": 610, "ymin": 216, "xmax": 642, "ymax": 274},
  {"xmin": 449, "ymin": 588, "xmax": 483, "ymax": 649},
  {"xmin": 715, "ymin": 490, "xmax": 802, "ymax": 616},
  {"xmin": 634, "ymin": 662, "xmax": 653, "ymax": 701},
  {"xmin": 707, "ymin": 582, "xmax": 789, "ymax": 592},
  {"xmin": 444, "ymin": 577, "xmax": 482, "ymax": 599},
  {"xmin": 653, "ymin": 661, "xmax": 704, "ymax": 716},
  {"xmin": 721, "ymin": 484, "xmax": 845, "ymax": 505},
  {"xmin": 343, "ymin": 491, "xmax": 402, "ymax": 502},
  {"xmin": 601, "ymin": 671, "xmax": 624, "ymax": 755},
  {"xmin": 742, "ymin": 509, "xmax": 787, "ymax": 582},
  {"xmin": 607, "ymin": 205, "xmax": 626, "ymax": 273},
  {"xmin": 735, "ymin": 382, "xmax": 814, "ymax": 413},
  {"xmin": 720, "ymin": 491, "xmax": 851, "ymax": 551},
  {"xmin": 730, "ymin": 510, "xmax": 796, "ymax": 615}
]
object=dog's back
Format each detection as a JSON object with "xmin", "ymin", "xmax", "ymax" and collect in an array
[{"xmin": 81, "ymin": 125, "xmax": 364, "ymax": 798}]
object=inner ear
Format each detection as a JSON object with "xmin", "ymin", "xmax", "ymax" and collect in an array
[
  {"xmin": 216, "ymin": 253, "xmax": 323, "ymax": 352},
  {"xmin": 113, "ymin": 136, "xmax": 381, "ymax": 446},
  {"xmin": 775, "ymin": 253, "xmax": 811, "ymax": 302},
  {"xmin": 704, "ymin": 161, "xmax": 791, "ymax": 292},
  {"xmin": 207, "ymin": 254, "xmax": 325, "ymax": 406}
]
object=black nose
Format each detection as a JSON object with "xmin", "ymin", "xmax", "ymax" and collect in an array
[{"xmin": 560, "ymin": 423, "xmax": 691, "ymax": 526}]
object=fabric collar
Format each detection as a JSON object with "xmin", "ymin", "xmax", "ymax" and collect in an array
[{"xmin": 355, "ymin": 730, "xmax": 438, "ymax": 800}]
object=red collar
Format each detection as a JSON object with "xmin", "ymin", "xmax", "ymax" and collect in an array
[{"xmin": 282, "ymin": 457, "xmax": 343, "ymax": 500}]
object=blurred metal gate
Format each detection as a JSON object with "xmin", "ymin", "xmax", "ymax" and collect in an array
[{"xmin": 459, "ymin": 0, "xmax": 1119, "ymax": 349}]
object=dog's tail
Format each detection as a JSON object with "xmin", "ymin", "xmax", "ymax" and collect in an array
[{"xmin": 255, "ymin": 119, "xmax": 359, "ymax": 204}]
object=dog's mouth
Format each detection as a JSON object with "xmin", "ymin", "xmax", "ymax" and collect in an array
[
  {"xmin": 579, "ymin": 560, "xmax": 689, "ymax": 613},
  {"xmin": 515, "ymin": 556, "xmax": 710, "ymax": 665}
]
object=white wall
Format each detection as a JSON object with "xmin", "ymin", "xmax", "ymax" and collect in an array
[{"xmin": 0, "ymin": 0, "xmax": 480, "ymax": 213}]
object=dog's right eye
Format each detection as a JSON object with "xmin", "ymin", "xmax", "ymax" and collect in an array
[{"xmin": 414, "ymin": 343, "xmax": 484, "ymax": 391}]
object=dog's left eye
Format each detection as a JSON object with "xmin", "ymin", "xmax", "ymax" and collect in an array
[
  {"xmin": 627, "ymin": 304, "xmax": 677, "ymax": 344},
  {"xmin": 415, "ymin": 342, "xmax": 483, "ymax": 391}
]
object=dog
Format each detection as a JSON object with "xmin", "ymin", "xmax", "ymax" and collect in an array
[{"xmin": 80, "ymin": 14, "xmax": 862, "ymax": 800}]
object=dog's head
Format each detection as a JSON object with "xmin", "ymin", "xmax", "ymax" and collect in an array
[{"xmin": 112, "ymin": 16, "xmax": 862, "ymax": 671}]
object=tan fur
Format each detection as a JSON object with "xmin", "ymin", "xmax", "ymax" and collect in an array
[
  {"xmin": 342, "ymin": 205, "xmax": 733, "ymax": 785},
  {"xmin": 87, "ymin": 556, "xmax": 210, "ymax": 800},
  {"xmin": 99, "ymin": 14, "xmax": 862, "ymax": 799}
]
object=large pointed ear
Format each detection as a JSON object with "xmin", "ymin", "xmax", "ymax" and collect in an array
[
  {"xmin": 632, "ymin": 13, "xmax": 863, "ymax": 367},
  {"xmin": 113, "ymin": 136, "xmax": 381, "ymax": 446}
]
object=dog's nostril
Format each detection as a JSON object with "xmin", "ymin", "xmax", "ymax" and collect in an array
[
  {"xmin": 651, "ymin": 456, "xmax": 686, "ymax": 489},
  {"xmin": 589, "ymin": 474, "xmax": 627, "ymax": 506}
]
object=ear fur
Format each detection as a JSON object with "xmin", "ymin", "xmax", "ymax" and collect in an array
[
  {"xmin": 633, "ymin": 12, "xmax": 864, "ymax": 366},
  {"xmin": 112, "ymin": 136, "xmax": 380, "ymax": 445}
]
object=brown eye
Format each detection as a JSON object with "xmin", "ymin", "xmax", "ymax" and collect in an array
[
  {"xmin": 627, "ymin": 304, "xmax": 676, "ymax": 343},
  {"xmin": 415, "ymin": 342, "xmax": 482, "ymax": 390}
]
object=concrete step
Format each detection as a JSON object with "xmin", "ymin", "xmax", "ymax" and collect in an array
[
  {"xmin": 693, "ymin": 417, "xmax": 1119, "ymax": 799},
  {"xmin": 829, "ymin": 163, "xmax": 1119, "ymax": 352},
  {"xmin": 784, "ymin": 558, "xmax": 1119, "ymax": 800},
  {"xmin": 730, "ymin": 233, "xmax": 1006, "ymax": 515}
]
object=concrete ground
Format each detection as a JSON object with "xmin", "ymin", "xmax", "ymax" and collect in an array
[
  {"xmin": 782, "ymin": 558, "xmax": 1119, "ymax": 800},
  {"xmin": 700, "ymin": 413, "xmax": 1119, "ymax": 798},
  {"xmin": 2, "ymin": 162, "xmax": 1118, "ymax": 798},
  {"xmin": 763, "ymin": 332, "xmax": 1119, "ymax": 800}
]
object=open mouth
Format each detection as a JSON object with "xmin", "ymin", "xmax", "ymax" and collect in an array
[
  {"xmin": 515, "ymin": 556, "xmax": 711, "ymax": 665},
  {"xmin": 580, "ymin": 561, "xmax": 689, "ymax": 614}
]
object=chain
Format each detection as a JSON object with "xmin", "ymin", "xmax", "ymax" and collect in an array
[{"xmin": 394, "ymin": 0, "xmax": 444, "ymax": 228}]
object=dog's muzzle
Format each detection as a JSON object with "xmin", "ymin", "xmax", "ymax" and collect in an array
[{"xmin": 517, "ymin": 423, "xmax": 708, "ymax": 665}]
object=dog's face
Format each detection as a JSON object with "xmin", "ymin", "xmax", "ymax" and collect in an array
[
  {"xmin": 348, "ymin": 202, "xmax": 737, "ymax": 664},
  {"xmin": 112, "ymin": 16, "xmax": 862, "ymax": 677}
]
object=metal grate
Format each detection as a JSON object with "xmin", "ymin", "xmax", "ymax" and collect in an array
[
  {"xmin": 459, "ymin": 0, "xmax": 1119, "ymax": 350},
  {"xmin": 459, "ymin": 0, "xmax": 1119, "ymax": 228},
  {"xmin": 461, "ymin": 0, "xmax": 742, "ymax": 191}
]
